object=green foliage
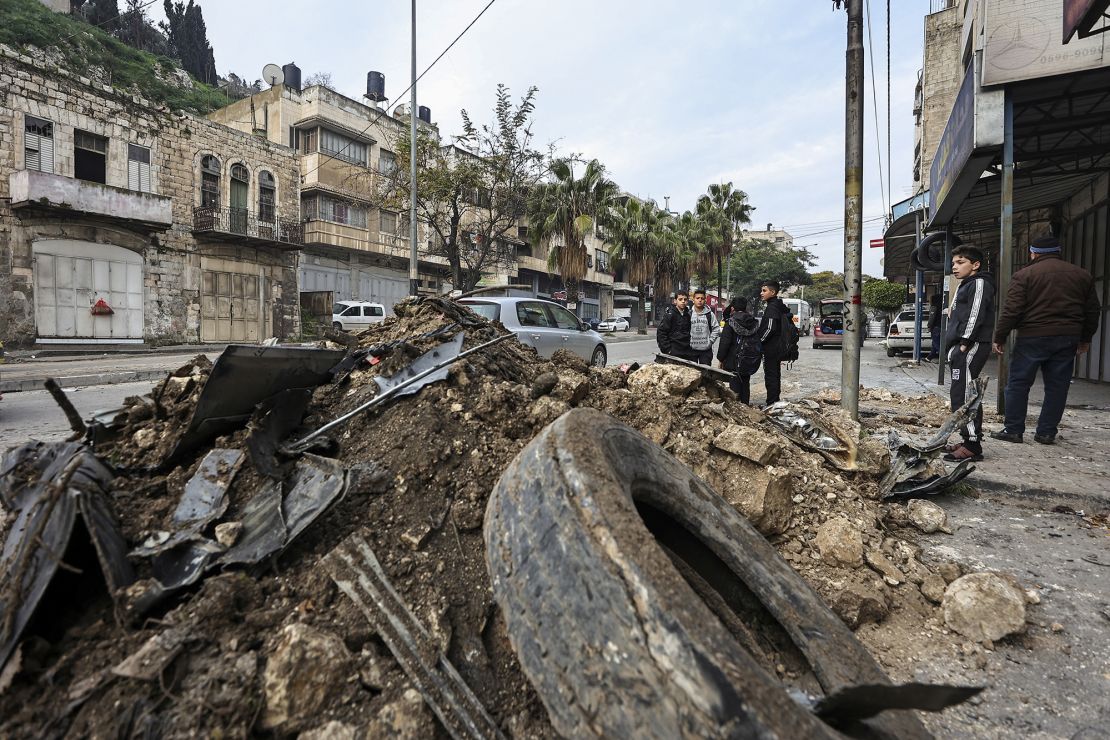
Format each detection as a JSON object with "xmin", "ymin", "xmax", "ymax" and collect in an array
[
  {"xmin": 161, "ymin": 0, "xmax": 216, "ymax": 83},
  {"xmin": 805, "ymin": 270, "xmax": 845, "ymax": 305},
  {"xmin": 0, "ymin": 0, "xmax": 228, "ymax": 113},
  {"xmin": 724, "ymin": 241, "xmax": 815, "ymax": 306},
  {"xmin": 862, "ymin": 279, "xmax": 908, "ymax": 315}
]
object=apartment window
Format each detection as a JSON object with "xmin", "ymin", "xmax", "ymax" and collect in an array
[
  {"xmin": 378, "ymin": 149, "xmax": 397, "ymax": 175},
  {"xmin": 24, "ymin": 116, "xmax": 54, "ymax": 173},
  {"xmin": 303, "ymin": 194, "xmax": 367, "ymax": 227},
  {"xmin": 596, "ymin": 249, "xmax": 609, "ymax": 272},
  {"xmin": 380, "ymin": 210, "xmax": 398, "ymax": 234},
  {"xmin": 288, "ymin": 126, "xmax": 300, "ymax": 150},
  {"xmin": 259, "ymin": 170, "xmax": 276, "ymax": 223},
  {"xmin": 320, "ymin": 128, "xmax": 367, "ymax": 166},
  {"xmin": 201, "ymin": 155, "xmax": 221, "ymax": 208},
  {"xmin": 74, "ymin": 129, "xmax": 108, "ymax": 184},
  {"xmin": 127, "ymin": 144, "xmax": 152, "ymax": 193}
]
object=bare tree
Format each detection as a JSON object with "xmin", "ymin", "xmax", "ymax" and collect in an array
[{"xmin": 304, "ymin": 71, "xmax": 334, "ymax": 88}]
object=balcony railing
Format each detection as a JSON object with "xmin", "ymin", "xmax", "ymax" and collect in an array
[{"xmin": 192, "ymin": 206, "xmax": 304, "ymax": 247}]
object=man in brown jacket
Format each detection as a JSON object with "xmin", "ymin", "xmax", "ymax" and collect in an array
[{"xmin": 991, "ymin": 235, "xmax": 1102, "ymax": 444}]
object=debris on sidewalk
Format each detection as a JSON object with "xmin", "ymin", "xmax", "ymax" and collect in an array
[{"xmin": 0, "ymin": 296, "xmax": 1025, "ymax": 736}]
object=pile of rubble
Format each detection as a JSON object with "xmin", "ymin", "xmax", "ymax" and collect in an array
[{"xmin": 0, "ymin": 297, "xmax": 1036, "ymax": 737}]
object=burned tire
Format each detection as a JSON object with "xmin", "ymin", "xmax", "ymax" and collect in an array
[
  {"xmin": 485, "ymin": 408, "xmax": 927, "ymax": 739},
  {"xmin": 913, "ymin": 232, "xmax": 962, "ymax": 273}
]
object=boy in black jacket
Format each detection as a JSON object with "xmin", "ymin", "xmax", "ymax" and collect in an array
[
  {"xmin": 716, "ymin": 297, "xmax": 761, "ymax": 403},
  {"xmin": 944, "ymin": 245, "xmax": 996, "ymax": 461},
  {"xmin": 756, "ymin": 281, "xmax": 791, "ymax": 404},
  {"xmin": 657, "ymin": 290, "xmax": 695, "ymax": 360}
]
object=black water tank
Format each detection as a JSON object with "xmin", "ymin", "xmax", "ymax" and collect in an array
[
  {"xmin": 418, "ymin": 105, "xmax": 431, "ymax": 123},
  {"xmin": 283, "ymin": 62, "xmax": 301, "ymax": 92},
  {"xmin": 366, "ymin": 71, "xmax": 386, "ymax": 102}
]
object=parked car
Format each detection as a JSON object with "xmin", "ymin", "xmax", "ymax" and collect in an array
[
  {"xmin": 583, "ymin": 316, "xmax": 602, "ymax": 331},
  {"xmin": 781, "ymin": 298, "xmax": 813, "ymax": 335},
  {"xmin": 812, "ymin": 299, "xmax": 863, "ymax": 349},
  {"xmin": 885, "ymin": 309, "xmax": 931, "ymax": 357},
  {"xmin": 598, "ymin": 316, "xmax": 630, "ymax": 332},
  {"xmin": 332, "ymin": 301, "xmax": 387, "ymax": 332},
  {"xmin": 458, "ymin": 297, "xmax": 607, "ymax": 366}
]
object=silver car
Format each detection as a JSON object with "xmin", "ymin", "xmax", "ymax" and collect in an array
[{"xmin": 459, "ymin": 297, "xmax": 607, "ymax": 366}]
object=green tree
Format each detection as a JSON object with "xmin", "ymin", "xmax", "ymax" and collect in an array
[
  {"xmin": 602, "ymin": 198, "xmax": 665, "ymax": 334},
  {"xmin": 862, "ymin": 278, "xmax": 908, "ymax": 318},
  {"xmin": 696, "ymin": 182, "xmax": 754, "ymax": 295},
  {"xmin": 75, "ymin": 0, "xmax": 119, "ymax": 30},
  {"xmin": 805, "ymin": 270, "xmax": 845, "ymax": 306},
  {"xmin": 725, "ymin": 241, "xmax": 815, "ymax": 307},
  {"xmin": 380, "ymin": 86, "xmax": 546, "ymax": 292},
  {"xmin": 161, "ymin": 0, "xmax": 216, "ymax": 83},
  {"xmin": 527, "ymin": 158, "xmax": 618, "ymax": 314}
]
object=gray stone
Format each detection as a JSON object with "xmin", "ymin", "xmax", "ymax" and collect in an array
[
  {"xmin": 908, "ymin": 499, "xmax": 952, "ymax": 534},
  {"xmin": 365, "ymin": 688, "xmax": 436, "ymax": 739},
  {"xmin": 530, "ymin": 371, "xmax": 558, "ymax": 399},
  {"xmin": 816, "ymin": 517, "xmax": 864, "ymax": 568},
  {"xmin": 712, "ymin": 424, "xmax": 782, "ymax": 465},
  {"xmin": 709, "ymin": 463, "xmax": 794, "ymax": 535},
  {"xmin": 299, "ymin": 721, "xmax": 359, "ymax": 740},
  {"xmin": 831, "ymin": 582, "xmax": 889, "ymax": 628},
  {"xmin": 262, "ymin": 623, "xmax": 354, "ymax": 729},
  {"xmin": 627, "ymin": 363, "xmax": 703, "ymax": 397},
  {"xmin": 920, "ymin": 573, "xmax": 947, "ymax": 604},
  {"xmin": 942, "ymin": 572, "xmax": 1027, "ymax": 642},
  {"xmin": 865, "ymin": 550, "xmax": 905, "ymax": 584},
  {"xmin": 214, "ymin": 521, "xmax": 242, "ymax": 548}
]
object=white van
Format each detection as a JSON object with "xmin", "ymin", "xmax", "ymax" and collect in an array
[
  {"xmin": 332, "ymin": 300, "xmax": 386, "ymax": 332},
  {"xmin": 781, "ymin": 298, "xmax": 813, "ymax": 335}
]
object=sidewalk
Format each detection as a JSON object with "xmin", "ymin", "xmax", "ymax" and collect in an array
[{"xmin": 0, "ymin": 344, "xmax": 228, "ymax": 392}]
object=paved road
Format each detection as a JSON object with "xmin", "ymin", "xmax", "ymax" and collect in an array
[{"xmin": 0, "ymin": 380, "xmax": 157, "ymax": 445}]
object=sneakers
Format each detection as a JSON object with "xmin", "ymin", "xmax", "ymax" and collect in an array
[
  {"xmin": 1033, "ymin": 434, "xmax": 1055, "ymax": 445},
  {"xmin": 990, "ymin": 430, "xmax": 1023, "ymax": 443}
]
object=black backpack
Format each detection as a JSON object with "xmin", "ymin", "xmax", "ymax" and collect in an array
[
  {"xmin": 729, "ymin": 331, "xmax": 762, "ymax": 376},
  {"xmin": 780, "ymin": 309, "xmax": 801, "ymax": 363}
]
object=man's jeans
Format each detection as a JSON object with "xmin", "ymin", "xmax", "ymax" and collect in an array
[{"xmin": 1003, "ymin": 335, "xmax": 1079, "ymax": 437}]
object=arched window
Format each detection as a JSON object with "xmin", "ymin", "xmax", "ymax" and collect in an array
[
  {"xmin": 230, "ymin": 163, "xmax": 250, "ymax": 234},
  {"xmin": 200, "ymin": 155, "xmax": 221, "ymax": 208},
  {"xmin": 259, "ymin": 170, "xmax": 276, "ymax": 223}
]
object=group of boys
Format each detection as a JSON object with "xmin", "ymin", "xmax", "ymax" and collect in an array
[
  {"xmin": 656, "ymin": 282, "xmax": 793, "ymax": 406},
  {"xmin": 933, "ymin": 235, "xmax": 1101, "ymax": 462}
]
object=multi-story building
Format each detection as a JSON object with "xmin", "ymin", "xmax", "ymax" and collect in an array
[
  {"xmin": 208, "ymin": 69, "xmax": 449, "ymax": 312},
  {"xmin": 883, "ymin": 0, "xmax": 1110, "ymax": 384},
  {"xmin": 742, "ymin": 224, "xmax": 795, "ymax": 252},
  {"xmin": 0, "ymin": 46, "xmax": 303, "ymax": 347}
]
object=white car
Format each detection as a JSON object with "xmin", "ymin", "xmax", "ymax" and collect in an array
[
  {"xmin": 332, "ymin": 301, "xmax": 386, "ymax": 332},
  {"xmin": 886, "ymin": 309, "xmax": 931, "ymax": 357},
  {"xmin": 597, "ymin": 316, "xmax": 630, "ymax": 332}
]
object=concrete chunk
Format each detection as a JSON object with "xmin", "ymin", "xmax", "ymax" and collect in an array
[{"xmin": 712, "ymin": 425, "xmax": 782, "ymax": 466}]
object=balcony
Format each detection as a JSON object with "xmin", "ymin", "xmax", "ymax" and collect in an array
[
  {"xmin": 9, "ymin": 169, "xmax": 172, "ymax": 230},
  {"xmin": 193, "ymin": 207, "xmax": 304, "ymax": 249}
]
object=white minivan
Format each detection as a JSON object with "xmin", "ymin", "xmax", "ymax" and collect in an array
[
  {"xmin": 332, "ymin": 301, "xmax": 386, "ymax": 332},
  {"xmin": 781, "ymin": 298, "xmax": 813, "ymax": 335}
]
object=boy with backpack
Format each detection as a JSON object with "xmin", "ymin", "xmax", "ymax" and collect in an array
[
  {"xmin": 756, "ymin": 281, "xmax": 799, "ymax": 405},
  {"xmin": 688, "ymin": 288, "xmax": 721, "ymax": 365},
  {"xmin": 716, "ymin": 297, "xmax": 762, "ymax": 404}
]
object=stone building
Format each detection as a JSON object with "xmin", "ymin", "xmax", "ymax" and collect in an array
[
  {"xmin": 0, "ymin": 46, "xmax": 303, "ymax": 347},
  {"xmin": 208, "ymin": 72, "xmax": 449, "ymax": 313},
  {"xmin": 743, "ymin": 223, "xmax": 795, "ymax": 252}
]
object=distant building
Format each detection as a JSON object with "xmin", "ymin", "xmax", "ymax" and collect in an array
[
  {"xmin": 742, "ymin": 223, "xmax": 794, "ymax": 252},
  {"xmin": 0, "ymin": 47, "xmax": 302, "ymax": 347}
]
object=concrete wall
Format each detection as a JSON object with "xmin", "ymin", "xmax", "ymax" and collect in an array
[
  {"xmin": 915, "ymin": 6, "xmax": 964, "ymax": 193},
  {"xmin": 0, "ymin": 45, "xmax": 302, "ymax": 346}
]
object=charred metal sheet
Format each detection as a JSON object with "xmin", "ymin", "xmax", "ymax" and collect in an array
[
  {"xmin": 0, "ymin": 443, "xmax": 132, "ymax": 674},
  {"xmin": 283, "ymin": 454, "xmax": 347, "ymax": 546},
  {"xmin": 884, "ymin": 460, "xmax": 976, "ymax": 501},
  {"xmin": 246, "ymin": 389, "xmax": 313, "ymax": 478},
  {"xmin": 111, "ymin": 626, "xmax": 191, "ymax": 681},
  {"xmin": 765, "ymin": 402, "xmax": 859, "ymax": 470},
  {"xmin": 173, "ymin": 449, "xmax": 244, "ymax": 529},
  {"xmin": 325, "ymin": 534, "xmax": 507, "ymax": 740},
  {"xmin": 166, "ymin": 344, "xmax": 345, "ymax": 464},
  {"xmin": 373, "ymin": 332, "xmax": 464, "ymax": 398},
  {"xmin": 815, "ymin": 682, "xmax": 983, "ymax": 723},
  {"xmin": 654, "ymin": 353, "xmax": 736, "ymax": 382},
  {"xmin": 220, "ymin": 481, "xmax": 286, "ymax": 567}
]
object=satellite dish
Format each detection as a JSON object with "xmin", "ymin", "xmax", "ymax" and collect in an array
[{"xmin": 262, "ymin": 63, "xmax": 284, "ymax": 87}]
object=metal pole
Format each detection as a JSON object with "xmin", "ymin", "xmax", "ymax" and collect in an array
[
  {"xmin": 997, "ymin": 91, "xmax": 1014, "ymax": 415},
  {"xmin": 841, "ymin": 0, "xmax": 865, "ymax": 421},
  {"xmin": 913, "ymin": 210, "xmax": 924, "ymax": 361},
  {"xmin": 937, "ymin": 227, "xmax": 954, "ymax": 385},
  {"xmin": 408, "ymin": 0, "xmax": 420, "ymax": 297}
]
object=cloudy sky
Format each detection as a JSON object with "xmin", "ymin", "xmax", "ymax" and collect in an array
[{"xmin": 157, "ymin": 0, "xmax": 933, "ymax": 276}]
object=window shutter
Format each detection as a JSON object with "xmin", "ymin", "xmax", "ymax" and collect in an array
[
  {"xmin": 128, "ymin": 159, "xmax": 140, "ymax": 190},
  {"xmin": 140, "ymin": 161, "xmax": 151, "ymax": 192}
]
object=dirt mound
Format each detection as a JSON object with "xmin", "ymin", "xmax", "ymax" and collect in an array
[{"xmin": 0, "ymin": 297, "xmax": 978, "ymax": 737}]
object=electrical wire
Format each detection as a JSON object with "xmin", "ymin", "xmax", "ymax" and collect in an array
[
  {"xmin": 864, "ymin": 0, "xmax": 888, "ymax": 219},
  {"xmin": 300, "ymin": 0, "xmax": 499, "ymax": 182}
]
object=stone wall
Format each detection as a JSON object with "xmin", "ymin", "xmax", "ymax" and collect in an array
[{"xmin": 0, "ymin": 45, "xmax": 302, "ymax": 346}]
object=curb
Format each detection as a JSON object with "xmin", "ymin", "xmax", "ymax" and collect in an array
[
  {"xmin": 0, "ymin": 369, "xmax": 169, "ymax": 393},
  {"xmin": 969, "ymin": 475, "xmax": 1109, "ymax": 514}
]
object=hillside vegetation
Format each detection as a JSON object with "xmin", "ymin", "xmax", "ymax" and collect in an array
[{"xmin": 0, "ymin": 0, "xmax": 230, "ymax": 113}]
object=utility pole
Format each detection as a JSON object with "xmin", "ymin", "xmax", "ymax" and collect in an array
[
  {"xmin": 408, "ymin": 0, "xmax": 420, "ymax": 297},
  {"xmin": 841, "ymin": 0, "xmax": 865, "ymax": 420}
]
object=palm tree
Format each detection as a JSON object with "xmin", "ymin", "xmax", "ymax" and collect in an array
[
  {"xmin": 527, "ymin": 158, "xmax": 617, "ymax": 315},
  {"xmin": 602, "ymin": 198, "xmax": 663, "ymax": 334},
  {"xmin": 696, "ymin": 182, "xmax": 754, "ymax": 298},
  {"xmin": 656, "ymin": 209, "xmax": 708, "ymax": 300}
]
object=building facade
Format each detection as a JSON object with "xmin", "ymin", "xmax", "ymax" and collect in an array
[
  {"xmin": 742, "ymin": 224, "xmax": 795, "ymax": 252},
  {"xmin": 0, "ymin": 46, "xmax": 303, "ymax": 347}
]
